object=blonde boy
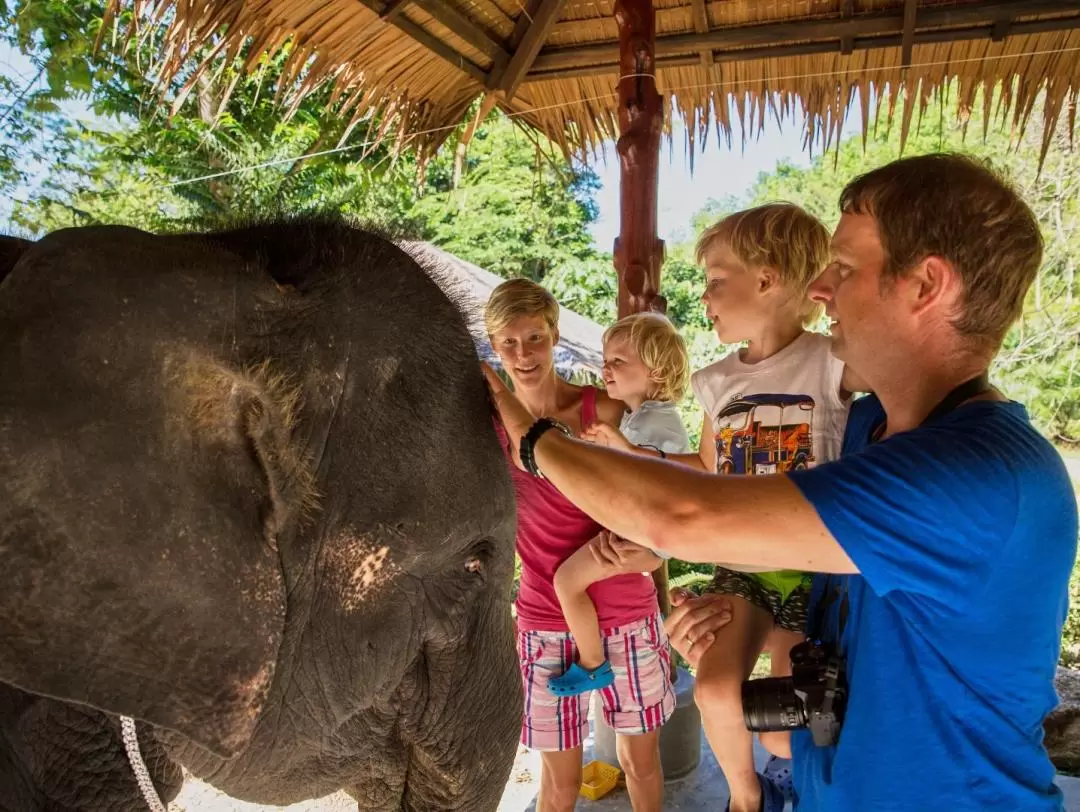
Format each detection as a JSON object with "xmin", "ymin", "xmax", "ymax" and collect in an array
[
  {"xmin": 569, "ymin": 204, "xmax": 857, "ymax": 809},
  {"xmin": 690, "ymin": 203, "xmax": 854, "ymax": 812},
  {"xmin": 547, "ymin": 312, "xmax": 692, "ymax": 697}
]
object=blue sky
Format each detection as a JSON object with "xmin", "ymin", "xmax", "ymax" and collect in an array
[
  {"xmin": 587, "ymin": 122, "xmax": 818, "ymax": 250},
  {"xmin": 586, "ymin": 98, "xmax": 864, "ymax": 248}
]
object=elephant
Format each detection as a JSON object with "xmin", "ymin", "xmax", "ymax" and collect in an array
[{"xmin": 0, "ymin": 219, "xmax": 522, "ymax": 811}]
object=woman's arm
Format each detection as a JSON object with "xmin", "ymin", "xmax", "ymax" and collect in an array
[{"xmin": 594, "ymin": 389, "xmax": 627, "ymax": 427}]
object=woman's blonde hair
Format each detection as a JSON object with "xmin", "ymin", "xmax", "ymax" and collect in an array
[
  {"xmin": 603, "ymin": 312, "xmax": 690, "ymax": 402},
  {"xmin": 484, "ymin": 278, "xmax": 560, "ymax": 337},
  {"xmin": 696, "ymin": 202, "xmax": 830, "ymax": 325}
]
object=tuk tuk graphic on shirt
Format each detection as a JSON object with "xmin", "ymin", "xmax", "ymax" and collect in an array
[{"xmin": 714, "ymin": 393, "xmax": 816, "ymax": 475}]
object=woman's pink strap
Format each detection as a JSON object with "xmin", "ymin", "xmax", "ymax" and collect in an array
[{"xmin": 581, "ymin": 385, "xmax": 597, "ymax": 428}]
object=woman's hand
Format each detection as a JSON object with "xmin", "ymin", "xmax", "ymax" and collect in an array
[
  {"xmin": 664, "ymin": 587, "xmax": 733, "ymax": 667},
  {"xmin": 481, "ymin": 363, "xmax": 535, "ymax": 468},
  {"xmin": 581, "ymin": 421, "xmax": 634, "ymax": 453},
  {"xmin": 589, "ymin": 530, "xmax": 663, "ymax": 574}
]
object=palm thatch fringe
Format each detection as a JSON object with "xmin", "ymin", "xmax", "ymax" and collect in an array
[{"xmin": 104, "ymin": 1, "xmax": 1080, "ymax": 167}]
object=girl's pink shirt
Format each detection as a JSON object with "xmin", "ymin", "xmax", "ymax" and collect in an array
[{"xmin": 495, "ymin": 385, "xmax": 659, "ymax": 632}]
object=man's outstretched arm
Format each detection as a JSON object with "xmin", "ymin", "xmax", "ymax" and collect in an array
[{"xmin": 483, "ymin": 364, "xmax": 857, "ymax": 574}]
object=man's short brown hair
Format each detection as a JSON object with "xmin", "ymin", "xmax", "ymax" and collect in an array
[{"xmin": 839, "ymin": 153, "xmax": 1043, "ymax": 348}]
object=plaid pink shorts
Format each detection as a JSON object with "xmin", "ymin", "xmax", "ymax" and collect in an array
[{"xmin": 517, "ymin": 613, "xmax": 675, "ymax": 751}]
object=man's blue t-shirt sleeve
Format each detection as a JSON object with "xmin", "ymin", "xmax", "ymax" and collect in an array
[{"xmin": 788, "ymin": 415, "xmax": 1017, "ymax": 609}]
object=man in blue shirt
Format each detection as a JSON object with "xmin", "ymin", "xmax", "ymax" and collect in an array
[
  {"xmin": 484, "ymin": 152, "xmax": 1078, "ymax": 810},
  {"xmin": 784, "ymin": 390, "xmax": 1074, "ymax": 809}
]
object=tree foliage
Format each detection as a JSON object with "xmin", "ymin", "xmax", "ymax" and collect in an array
[
  {"xmin": 413, "ymin": 122, "xmax": 604, "ymax": 281},
  {"xmin": 1, "ymin": 0, "xmax": 429, "ymax": 234},
  {"xmin": 0, "ymin": 0, "xmax": 602, "ymax": 266}
]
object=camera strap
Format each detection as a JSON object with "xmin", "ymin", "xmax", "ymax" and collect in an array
[
  {"xmin": 869, "ymin": 371, "xmax": 991, "ymax": 443},
  {"xmin": 811, "ymin": 371, "xmax": 992, "ymax": 641}
]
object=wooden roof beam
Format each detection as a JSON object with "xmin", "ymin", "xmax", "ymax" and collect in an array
[
  {"xmin": 840, "ymin": 0, "xmax": 855, "ymax": 55},
  {"xmin": 529, "ymin": 0, "xmax": 1079, "ymax": 72},
  {"xmin": 487, "ymin": 0, "xmax": 564, "ymax": 99},
  {"xmin": 412, "ymin": 0, "xmax": 510, "ymax": 69},
  {"xmin": 901, "ymin": 0, "xmax": 918, "ymax": 69},
  {"xmin": 379, "ymin": 0, "xmax": 413, "ymax": 20},
  {"xmin": 363, "ymin": 0, "xmax": 487, "ymax": 84},
  {"xmin": 690, "ymin": 0, "xmax": 711, "ymax": 67},
  {"xmin": 527, "ymin": 12, "xmax": 1080, "ymax": 81},
  {"xmin": 507, "ymin": 0, "xmax": 543, "ymax": 50}
]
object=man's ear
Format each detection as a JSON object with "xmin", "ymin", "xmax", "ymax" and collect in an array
[{"xmin": 908, "ymin": 255, "xmax": 961, "ymax": 318}]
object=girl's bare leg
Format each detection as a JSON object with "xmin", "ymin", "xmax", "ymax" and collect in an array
[
  {"xmin": 553, "ymin": 541, "xmax": 620, "ymax": 668},
  {"xmin": 617, "ymin": 730, "xmax": 663, "ymax": 812}
]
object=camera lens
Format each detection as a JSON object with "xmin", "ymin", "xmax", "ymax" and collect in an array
[{"xmin": 742, "ymin": 677, "xmax": 807, "ymax": 732}]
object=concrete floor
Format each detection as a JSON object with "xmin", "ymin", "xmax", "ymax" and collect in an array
[
  {"xmin": 503, "ymin": 727, "xmax": 1080, "ymax": 812},
  {"xmin": 500, "ymin": 731, "xmax": 791, "ymax": 812},
  {"xmin": 169, "ymin": 714, "xmax": 1080, "ymax": 811}
]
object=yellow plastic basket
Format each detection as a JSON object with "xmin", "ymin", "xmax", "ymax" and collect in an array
[{"xmin": 579, "ymin": 759, "xmax": 621, "ymax": 801}]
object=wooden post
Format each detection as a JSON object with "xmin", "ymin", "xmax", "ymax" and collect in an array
[
  {"xmin": 612, "ymin": 0, "xmax": 672, "ymax": 630},
  {"xmin": 613, "ymin": 0, "xmax": 665, "ymax": 320}
]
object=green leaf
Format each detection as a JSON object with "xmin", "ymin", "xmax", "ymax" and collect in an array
[{"xmin": 68, "ymin": 58, "xmax": 92, "ymax": 93}]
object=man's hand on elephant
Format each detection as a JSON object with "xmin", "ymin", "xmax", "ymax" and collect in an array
[
  {"xmin": 664, "ymin": 587, "xmax": 733, "ymax": 667},
  {"xmin": 589, "ymin": 531, "xmax": 663, "ymax": 574},
  {"xmin": 480, "ymin": 362, "xmax": 534, "ymax": 468}
]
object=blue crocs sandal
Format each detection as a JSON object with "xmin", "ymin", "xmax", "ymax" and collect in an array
[
  {"xmin": 548, "ymin": 661, "xmax": 615, "ymax": 696},
  {"xmin": 723, "ymin": 771, "xmax": 785, "ymax": 812},
  {"xmin": 762, "ymin": 755, "xmax": 794, "ymax": 802}
]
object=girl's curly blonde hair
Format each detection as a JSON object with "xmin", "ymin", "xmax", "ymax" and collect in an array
[{"xmin": 603, "ymin": 312, "xmax": 689, "ymax": 402}]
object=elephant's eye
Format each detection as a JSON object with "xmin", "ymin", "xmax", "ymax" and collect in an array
[
  {"xmin": 464, "ymin": 557, "xmax": 484, "ymax": 574},
  {"xmin": 463, "ymin": 539, "xmax": 494, "ymax": 576}
]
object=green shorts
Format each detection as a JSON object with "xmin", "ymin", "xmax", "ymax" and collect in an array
[{"xmin": 703, "ymin": 567, "xmax": 812, "ymax": 633}]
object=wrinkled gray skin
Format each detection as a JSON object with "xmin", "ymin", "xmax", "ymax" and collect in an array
[{"xmin": 0, "ymin": 222, "xmax": 521, "ymax": 811}]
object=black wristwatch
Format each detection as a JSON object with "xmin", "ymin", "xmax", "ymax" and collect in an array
[{"xmin": 520, "ymin": 417, "xmax": 573, "ymax": 478}]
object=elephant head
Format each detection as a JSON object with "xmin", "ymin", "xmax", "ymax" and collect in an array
[{"xmin": 0, "ymin": 220, "xmax": 521, "ymax": 811}]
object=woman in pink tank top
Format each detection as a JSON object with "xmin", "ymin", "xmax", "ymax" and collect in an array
[{"xmin": 484, "ymin": 279, "xmax": 674, "ymax": 812}]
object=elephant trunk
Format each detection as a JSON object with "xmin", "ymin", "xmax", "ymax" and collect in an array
[{"xmin": 400, "ymin": 595, "xmax": 522, "ymax": 812}]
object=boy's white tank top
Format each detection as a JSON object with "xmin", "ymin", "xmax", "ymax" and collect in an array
[
  {"xmin": 692, "ymin": 331, "xmax": 850, "ymax": 482},
  {"xmin": 691, "ymin": 332, "xmax": 851, "ymax": 573},
  {"xmin": 691, "ymin": 332, "xmax": 851, "ymax": 574}
]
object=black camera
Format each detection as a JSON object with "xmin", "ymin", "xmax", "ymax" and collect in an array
[{"xmin": 741, "ymin": 639, "xmax": 847, "ymax": 747}]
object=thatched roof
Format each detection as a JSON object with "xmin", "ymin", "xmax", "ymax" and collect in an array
[
  {"xmin": 114, "ymin": 1, "xmax": 1080, "ymax": 161},
  {"xmin": 399, "ymin": 240, "xmax": 604, "ymax": 380}
]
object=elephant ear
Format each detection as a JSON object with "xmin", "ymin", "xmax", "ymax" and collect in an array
[{"xmin": 0, "ymin": 315, "xmax": 302, "ymax": 759}]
